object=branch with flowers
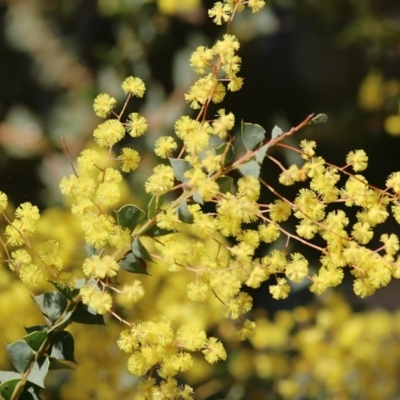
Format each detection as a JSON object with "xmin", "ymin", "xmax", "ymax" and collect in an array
[{"xmin": 1, "ymin": 0, "xmax": 400, "ymax": 398}]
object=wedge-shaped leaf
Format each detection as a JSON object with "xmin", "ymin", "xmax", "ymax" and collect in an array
[
  {"xmin": 27, "ymin": 357, "xmax": 49, "ymax": 388},
  {"xmin": 311, "ymin": 113, "xmax": 328, "ymax": 124},
  {"xmin": 6, "ymin": 341, "xmax": 33, "ymax": 373},
  {"xmin": 19, "ymin": 384, "xmax": 42, "ymax": 400},
  {"xmin": 115, "ymin": 204, "xmax": 146, "ymax": 231},
  {"xmin": 147, "ymin": 194, "xmax": 165, "ymax": 220},
  {"xmin": 50, "ymin": 331, "xmax": 76, "ymax": 363},
  {"xmin": 271, "ymin": 125, "xmax": 283, "ymax": 140},
  {"xmin": 193, "ymin": 191, "xmax": 203, "ymax": 204},
  {"xmin": 216, "ymin": 176, "xmax": 233, "ymax": 194},
  {"xmin": 238, "ymin": 160, "xmax": 261, "ymax": 178},
  {"xmin": 23, "ymin": 332, "xmax": 48, "ymax": 352},
  {"xmin": 85, "ymin": 244, "xmax": 97, "ymax": 258},
  {"xmin": 32, "ymin": 292, "xmax": 67, "ymax": 323},
  {"xmin": 48, "ymin": 357, "xmax": 75, "ymax": 371},
  {"xmin": 132, "ymin": 236, "xmax": 153, "ymax": 262},
  {"xmin": 24, "ymin": 325, "xmax": 48, "ymax": 335},
  {"xmin": 47, "ymin": 309, "xmax": 74, "ymax": 334},
  {"xmin": 177, "ymin": 200, "xmax": 194, "ymax": 224},
  {"xmin": 214, "ymin": 143, "xmax": 235, "ymax": 167},
  {"xmin": 242, "ymin": 122, "xmax": 266, "ymax": 151},
  {"xmin": 169, "ymin": 158, "xmax": 192, "ymax": 182},
  {"xmin": 70, "ymin": 302, "xmax": 105, "ymax": 325},
  {"xmin": 119, "ymin": 252, "xmax": 150, "ymax": 275},
  {"xmin": 49, "ymin": 281, "xmax": 80, "ymax": 301},
  {"xmin": 146, "ymin": 226, "xmax": 175, "ymax": 237},
  {"xmin": 0, "ymin": 377, "xmax": 21, "ymax": 400},
  {"xmin": 255, "ymin": 143, "xmax": 269, "ymax": 164}
]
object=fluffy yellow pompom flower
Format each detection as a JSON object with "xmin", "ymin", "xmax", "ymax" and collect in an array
[
  {"xmin": 208, "ymin": 2, "xmax": 232, "ymax": 25},
  {"xmin": 118, "ymin": 148, "xmax": 140, "ymax": 172},
  {"xmin": 88, "ymin": 291, "xmax": 113, "ymax": 314},
  {"xmin": 190, "ymin": 46, "xmax": 214, "ymax": 74},
  {"xmin": 83, "ymin": 255, "xmax": 119, "ymax": 279},
  {"xmin": 346, "ymin": 149, "xmax": 368, "ymax": 172},
  {"xmin": 0, "ymin": 191, "xmax": 8, "ymax": 212},
  {"xmin": 93, "ymin": 93, "xmax": 116, "ymax": 118},
  {"xmin": 121, "ymin": 76, "xmax": 146, "ymax": 97},
  {"xmin": 269, "ymin": 278, "xmax": 290, "ymax": 299},
  {"xmin": 154, "ymin": 136, "xmax": 177, "ymax": 158},
  {"xmin": 77, "ymin": 149, "xmax": 101, "ymax": 173},
  {"xmin": 125, "ymin": 113, "xmax": 148, "ymax": 137},
  {"xmin": 93, "ymin": 119, "xmax": 125, "ymax": 147},
  {"xmin": 202, "ymin": 337, "xmax": 227, "ymax": 364}
]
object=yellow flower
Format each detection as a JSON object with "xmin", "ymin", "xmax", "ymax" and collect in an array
[
  {"xmin": 346, "ymin": 149, "xmax": 368, "ymax": 172},
  {"xmin": 118, "ymin": 147, "xmax": 140, "ymax": 172},
  {"xmin": 125, "ymin": 113, "xmax": 148, "ymax": 137},
  {"xmin": 121, "ymin": 76, "xmax": 146, "ymax": 97},
  {"xmin": 93, "ymin": 93, "xmax": 116, "ymax": 118},
  {"xmin": 208, "ymin": 2, "xmax": 232, "ymax": 25},
  {"xmin": 154, "ymin": 136, "xmax": 177, "ymax": 158},
  {"xmin": 190, "ymin": 46, "xmax": 214, "ymax": 74},
  {"xmin": 93, "ymin": 119, "xmax": 125, "ymax": 147},
  {"xmin": 0, "ymin": 191, "xmax": 8, "ymax": 212}
]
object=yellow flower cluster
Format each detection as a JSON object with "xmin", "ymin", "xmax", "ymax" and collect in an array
[
  {"xmin": 116, "ymin": 317, "xmax": 226, "ymax": 396},
  {"xmin": 0, "ymin": 193, "xmax": 67, "ymax": 287}
]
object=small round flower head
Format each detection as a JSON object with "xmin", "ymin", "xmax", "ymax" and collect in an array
[
  {"xmin": 346, "ymin": 149, "xmax": 368, "ymax": 172},
  {"xmin": 248, "ymin": 0, "xmax": 266, "ymax": 13},
  {"xmin": 154, "ymin": 136, "xmax": 177, "ymax": 159},
  {"xmin": 190, "ymin": 46, "xmax": 214, "ymax": 74},
  {"xmin": 125, "ymin": 113, "xmax": 148, "ymax": 137},
  {"xmin": 93, "ymin": 93, "xmax": 116, "ymax": 118},
  {"xmin": 208, "ymin": 2, "xmax": 232, "ymax": 25},
  {"xmin": 77, "ymin": 149, "xmax": 101, "ymax": 173},
  {"xmin": 118, "ymin": 147, "xmax": 141, "ymax": 172},
  {"xmin": 88, "ymin": 291, "xmax": 113, "ymax": 314},
  {"xmin": 0, "ymin": 191, "xmax": 8, "ymax": 212},
  {"xmin": 121, "ymin": 76, "xmax": 146, "ymax": 97},
  {"xmin": 93, "ymin": 119, "xmax": 125, "ymax": 147},
  {"xmin": 15, "ymin": 202, "xmax": 40, "ymax": 225}
]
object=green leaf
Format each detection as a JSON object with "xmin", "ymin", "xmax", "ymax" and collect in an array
[
  {"xmin": 6, "ymin": 341, "xmax": 34, "ymax": 373},
  {"xmin": 311, "ymin": 113, "xmax": 328, "ymax": 124},
  {"xmin": 48, "ymin": 357, "xmax": 75, "ymax": 371},
  {"xmin": 70, "ymin": 302, "xmax": 105, "ymax": 325},
  {"xmin": 115, "ymin": 204, "xmax": 146, "ymax": 232},
  {"xmin": 169, "ymin": 158, "xmax": 192, "ymax": 182},
  {"xmin": 119, "ymin": 252, "xmax": 150, "ymax": 275},
  {"xmin": 84, "ymin": 244, "xmax": 98, "ymax": 258},
  {"xmin": 23, "ymin": 332, "xmax": 48, "ymax": 352},
  {"xmin": 214, "ymin": 143, "xmax": 235, "ymax": 167},
  {"xmin": 0, "ymin": 378, "xmax": 21, "ymax": 400},
  {"xmin": 193, "ymin": 191, "xmax": 203, "ymax": 204},
  {"xmin": 32, "ymin": 292, "xmax": 67, "ymax": 323},
  {"xmin": 177, "ymin": 200, "xmax": 194, "ymax": 224},
  {"xmin": 131, "ymin": 236, "xmax": 153, "ymax": 262},
  {"xmin": 271, "ymin": 125, "xmax": 283, "ymax": 139},
  {"xmin": 242, "ymin": 122, "xmax": 266, "ymax": 151},
  {"xmin": 147, "ymin": 194, "xmax": 165, "ymax": 220},
  {"xmin": 19, "ymin": 384, "xmax": 42, "ymax": 400},
  {"xmin": 50, "ymin": 331, "xmax": 76, "ymax": 363},
  {"xmin": 27, "ymin": 357, "xmax": 49, "ymax": 388},
  {"xmin": 216, "ymin": 176, "xmax": 233, "ymax": 194},
  {"xmin": 255, "ymin": 143, "xmax": 269, "ymax": 164},
  {"xmin": 145, "ymin": 226, "xmax": 175, "ymax": 237},
  {"xmin": 47, "ymin": 309, "xmax": 73, "ymax": 333},
  {"xmin": 24, "ymin": 325, "xmax": 48, "ymax": 335},
  {"xmin": 48, "ymin": 281, "xmax": 80, "ymax": 300},
  {"xmin": 238, "ymin": 160, "xmax": 261, "ymax": 178}
]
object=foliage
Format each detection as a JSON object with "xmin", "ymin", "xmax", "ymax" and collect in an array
[{"xmin": 1, "ymin": 1, "xmax": 400, "ymax": 399}]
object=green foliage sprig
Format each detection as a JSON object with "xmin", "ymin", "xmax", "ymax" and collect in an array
[{"xmin": 2, "ymin": 0, "xmax": 400, "ymax": 398}]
